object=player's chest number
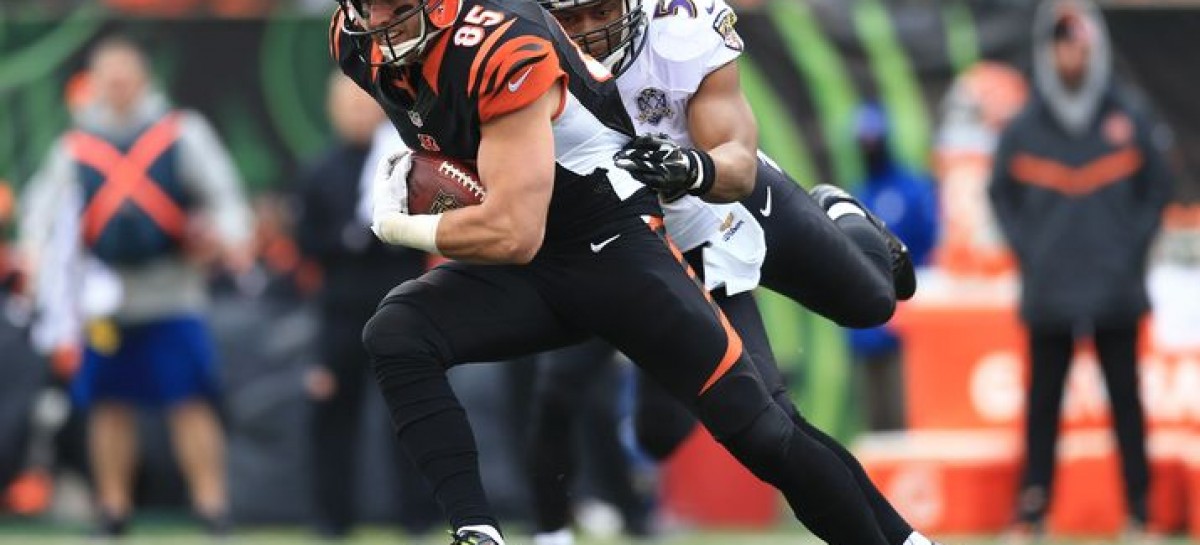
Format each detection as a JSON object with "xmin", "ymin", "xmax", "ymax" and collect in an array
[{"xmin": 454, "ymin": 6, "xmax": 505, "ymax": 47}]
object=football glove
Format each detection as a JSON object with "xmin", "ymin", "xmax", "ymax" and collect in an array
[
  {"xmin": 370, "ymin": 148, "xmax": 413, "ymax": 232},
  {"xmin": 613, "ymin": 133, "xmax": 715, "ymax": 201},
  {"xmin": 369, "ymin": 148, "xmax": 439, "ymax": 253}
]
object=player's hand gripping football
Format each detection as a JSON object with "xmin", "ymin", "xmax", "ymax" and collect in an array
[
  {"xmin": 613, "ymin": 133, "xmax": 715, "ymax": 201},
  {"xmin": 370, "ymin": 148, "xmax": 413, "ymax": 235},
  {"xmin": 369, "ymin": 148, "xmax": 440, "ymax": 252}
]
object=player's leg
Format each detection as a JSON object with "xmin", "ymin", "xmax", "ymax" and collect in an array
[
  {"xmin": 718, "ymin": 288, "xmax": 923, "ymax": 545},
  {"xmin": 1093, "ymin": 322, "xmax": 1149, "ymax": 526},
  {"xmin": 740, "ymin": 157, "xmax": 896, "ymax": 328},
  {"xmin": 527, "ymin": 339, "xmax": 618, "ymax": 539},
  {"xmin": 362, "ymin": 262, "xmax": 585, "ymax": 540},
  {"xmin": 555, "ymin": 219, "xmax": 889, "ymax": 545},
  {"xmin": 633, "ymin": 373, "xmax": 696, "ymax": 461}
]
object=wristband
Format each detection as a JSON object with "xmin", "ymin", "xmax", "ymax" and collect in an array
[
  {"xmin": 686, "ymin": 148, "xmax": 717, "ymax": 197},
  {"xmin": 373, "ymin": 212, "xmax": 441, "ymax": 253}
]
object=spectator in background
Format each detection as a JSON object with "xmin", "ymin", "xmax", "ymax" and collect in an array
[
  {"xmin": 294, "ymin": 72, "xmax": 438, "ymax": 540},
  {"xmin": 18, "ymin": 36, "xmax": 252, "ymax": 537},
  {"xmin": 848, "ymin": 103, "xmax": 938, "ymax": 431},
  {"xmin": 988, "ymin": 1, "xmax": 1173, "ymax": 541}
]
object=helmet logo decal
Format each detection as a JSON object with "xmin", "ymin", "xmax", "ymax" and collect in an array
[{"xmin": 428, "ymin": 0, "xmax": 463, "ymax": 29}]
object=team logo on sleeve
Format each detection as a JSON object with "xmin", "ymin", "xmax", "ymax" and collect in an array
[
  {"xmin": 408, "ymin": 110, "xmax": 424, "ymax": 127},
  {"xmin": 636, "ymin": 88, "xmax": 674, "ymax": 126},
  {"xmin": 713, "ymin": 9, "xmax": 743, "ymax": 51}
]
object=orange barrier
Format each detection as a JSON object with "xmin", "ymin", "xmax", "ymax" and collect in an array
[
  {"xmin": 1045, "ymin": 429, "xmax": 1187, "ymax": 536},
  {"xmin": 893, "ymin": 298, "xmax": 1026, "ymax": 430},
  {"xmin": 659, "ymin": 426, "xmax": 777, "ymax": 528},
  {"xmin": 1188, "ymin": 432, "xmax": 1200, "ymax": 539},
  {"xmin": 855, "ymin": 431, "xmax": 1020, "ymax": 534},
  {"xmin": 886, "ymin": 292, "xmax": 1198, "ymax": 537}
]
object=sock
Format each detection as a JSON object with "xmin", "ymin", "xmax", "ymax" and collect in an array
[
  {"xmin": 827, "ymin": 201, "xmax": 866, "ymax": 221},
  {"xmin": 458, "ymin": 524, "xmax": 505, "ymax": 544},
  {"xmin": 533, "ymin": 528, "xmax": 574, "ymax": 545}
]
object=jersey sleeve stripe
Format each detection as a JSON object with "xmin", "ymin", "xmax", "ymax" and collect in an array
[
  {"xmin": 484, "ymin": 52, "xmax": 546, "ymax": 97},
  {"xmin": 467, "ymin": 18, "xmax": 518, "ymax": 97},
  {"xmin": 476, "ymin": 37, "xmax": 564, "ymax": 123},
  {"xmin": 480, "ymin": 37, "xmax": 550, "ymax": 96}
]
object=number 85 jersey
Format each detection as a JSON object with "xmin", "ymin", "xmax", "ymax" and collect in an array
[{"xmin": 330, "ymin": 0, "xmax": 650, "ymax": 205}]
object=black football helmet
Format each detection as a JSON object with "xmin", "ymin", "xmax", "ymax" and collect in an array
[
  {"xmin": 539, "ymin": 0, "xmax": 646, "ymax": 77},
  {"xmin": 336, "ymin": 0, "xmax": 450, "ymax": 66}
]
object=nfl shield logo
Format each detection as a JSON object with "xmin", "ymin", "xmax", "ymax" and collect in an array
[
  {"xmin": 418, "ymin": 134, "xmax": 441, "ymax": 152},
  {"xmin": 408, "ymin": 110, "xmax": 423, "ymax": 127}
]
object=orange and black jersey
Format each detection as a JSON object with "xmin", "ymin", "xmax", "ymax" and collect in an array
[
  {"xmin": 330, "ymin": 0, "xmax": 634, "ymax": 159},
  {"xmin": 330, "ymin": 0, "xmax": 658, "ymax": 247}
]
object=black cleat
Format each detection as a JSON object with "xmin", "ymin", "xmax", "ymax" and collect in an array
[
  {"xmin": 811, "ymin": 184, "xmax": 916, "ymax": 300},
  {"xmin": 450, "ymin": 529, "xmax": 500, "ymax": 545}
]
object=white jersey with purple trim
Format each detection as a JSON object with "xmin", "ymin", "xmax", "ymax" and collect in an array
[{"xmin": 616, "ymin": 0, "xmax": 762, "ymax": 294}]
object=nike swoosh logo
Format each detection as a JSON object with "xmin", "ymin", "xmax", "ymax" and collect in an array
[
  {"xmin": 706, "ymin": 0, "xmax": 716, "ymax": 13},
  {"xmin": 760, "ymin": 186, "xmax": 772, "ymax": 217},
  {"xmin": 507, "ymin": 67, "xmax": 534, "ymax": 93},
  {"xmin": 590, "ymin": 234, "xmax": 621, "ymax": 253}
]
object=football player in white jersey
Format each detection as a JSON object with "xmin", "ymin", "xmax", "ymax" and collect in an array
[{"xmin": 527, "ymin": 1, "xmax": 937, "ymax": 545}]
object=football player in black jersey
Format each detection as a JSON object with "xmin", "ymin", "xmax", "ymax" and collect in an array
[{"xmin": 334, "ymin": 1, "xmax": 900, "ymax": 544}]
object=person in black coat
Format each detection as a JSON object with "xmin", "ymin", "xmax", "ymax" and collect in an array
[
  {"xmin": 295, "ymin": 72, "xmax": 437, "ymax": 539},
  {"xmin": 988, "ymin": 1, "xmax": 1174, "ymax": 539}
]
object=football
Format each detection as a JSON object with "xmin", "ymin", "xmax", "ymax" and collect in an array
[{"xmin": 406, "ymin": 152, "xmax": 486, "ymax": 215}]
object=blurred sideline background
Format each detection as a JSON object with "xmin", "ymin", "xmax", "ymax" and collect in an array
[{"xmin": 1, "ymin": 0, "xmax": 1199, "ymax": 543}]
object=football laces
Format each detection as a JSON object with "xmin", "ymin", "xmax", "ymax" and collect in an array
[{"xmin": 437, "ymin": 161, "xmax": 487, "ymax": 201}]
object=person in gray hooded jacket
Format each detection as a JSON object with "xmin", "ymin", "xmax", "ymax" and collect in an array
[
  {"xmin": 988, "ymin": 0, "xmax": 1174, "ymax": 540},
  {"xmin": 20, "ymin": 35, "xmax": 252, "ymax": 537}
]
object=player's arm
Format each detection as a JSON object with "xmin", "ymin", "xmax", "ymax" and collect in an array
[
  {"xmin": 432, "ymin": 84, "xmax": 561, "ymax": 263},
  {"xmin": 684, "ymin": 61, "xmax": 758, "ymax": 202},
  {"xmin": 614, "ymin": 63, "xmax": 758, "ymax": 203}
]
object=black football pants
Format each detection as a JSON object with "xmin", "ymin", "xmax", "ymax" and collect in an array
[
  {"xmin": 362, "ymin": 216, "xmax": 889, "ymax": 545},
  {"xmin": 741, "ymin": 157, "xmax": 895, "ymax": 328},
  {"xmin": 311, "ymin": 310, "xmax": 440, "ymax": 535}
]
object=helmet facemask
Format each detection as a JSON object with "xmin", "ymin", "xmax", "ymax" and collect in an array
[
  {"xmin": 338, "ymin": 0, "xmax": 437, "ymax": 66},
  {"xmin": 543, "ymin": 0, "xmax": 647, "ymax": 77}
]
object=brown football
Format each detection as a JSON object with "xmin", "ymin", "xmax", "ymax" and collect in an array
[{"xmin": 406, "ymin": 152, "xmax": 486, "ymax": 215}]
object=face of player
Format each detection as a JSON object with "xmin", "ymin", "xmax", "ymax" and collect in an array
[
  {"xmin": 358, "ymin": 0, "xmax": 425, "ymax": 61},
  {"xmin": 552, "ymin": 0, "xmax": 626, "ymax": 61}
]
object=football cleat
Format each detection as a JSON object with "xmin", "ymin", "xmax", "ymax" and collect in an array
[
  {"xmin": 451, "ymin": 529, "xmax": 501, "ymax": 545},
  {"xmin": 811, "ymin": 184, "xmax": 916, "ymax": 301}
]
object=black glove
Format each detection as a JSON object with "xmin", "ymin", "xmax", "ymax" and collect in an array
[{"xmin": 613, "ymin": 133, "xmax": 715, "ymax": 201}]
